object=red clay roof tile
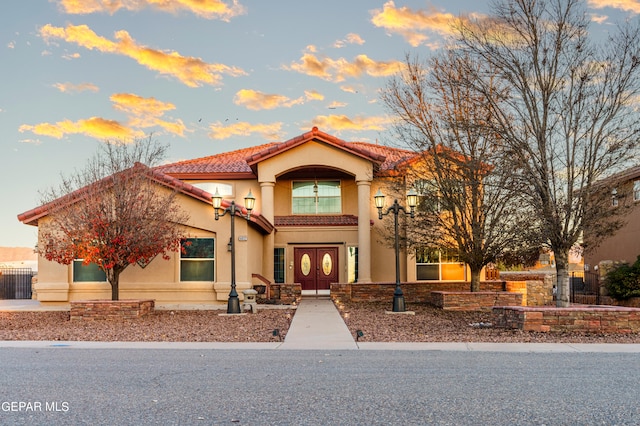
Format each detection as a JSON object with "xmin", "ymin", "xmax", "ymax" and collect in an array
[
  {"xmin": 274, "ymin": 215, "xmax": 359, "ymax": 227},
  {"xmin": 158, "ymin": 128, "xmax": 417, "ymax": 178}
]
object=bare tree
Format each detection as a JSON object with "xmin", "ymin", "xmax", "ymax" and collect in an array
[
  {"xmin": 453, "ymin": 0, "xmax": 640, "ymax": 306},
  {"xmin": 38, "ymin": 137, "xmax": 190, "ymax": 300},
  {"xmin": 382, "ymin": 52, "xmax": 536, "ymax": 291}
]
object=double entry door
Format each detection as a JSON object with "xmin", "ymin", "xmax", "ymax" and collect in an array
[{"xmin": 293, "ymin": 247, "xmax": 338, "ymax": 293}]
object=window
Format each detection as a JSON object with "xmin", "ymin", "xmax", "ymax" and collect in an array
[
  {"xmin": 634, "ymin": 180, "xmax": 640, "ymax": 202},
  {"xmin": 180, "ymin": 238, "xmax": 215, "ymax": 281},
  {"xmin": 292, "ymin": 181, "xmax": 341, "ymax": 214},
  {"xmin": 347, "ymin": 246, "xmax": 358, "ymax": 283},
  {"xmin": 73, "ymin": 260, "xmax": 107, "ymax": 282},
  {"xmin": 416, "ymin": 248, "xmax": 466, "ymax": 281},
  {"xmin": 274, "ymin": 247, "xmax": 285, "ymax": 283}
]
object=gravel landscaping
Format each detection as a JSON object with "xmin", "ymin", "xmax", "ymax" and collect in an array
[{"xmin": 1, "ymin": 301, "xmax": 640, "ymax": 343}]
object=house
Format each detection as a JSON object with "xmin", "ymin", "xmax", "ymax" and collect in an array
[
  {"xmin": 18, "ymin": 127, "xmax": 473, "ymax": 306},
  {"xmin": 584, "ymin": 164, "xmax": 640, "ymax": 274}
]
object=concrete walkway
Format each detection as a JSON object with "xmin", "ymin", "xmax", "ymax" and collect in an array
[{"xmin": 279, "ymin": 297, "xmax": 357, "ymax": 350}]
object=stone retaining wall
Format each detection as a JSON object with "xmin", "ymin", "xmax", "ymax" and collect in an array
[
  {"xmin": 70, "ymin": 299, "xmax": 155, "ymax": 320},
  {"xmin": 492, "ymin": 306, "xmax": 640, "ymax": 333},
  {"xmin": 268, "ymin": 284, "xmax": 301, "ymax": 305},
  {"xmin": 500, "ymin": 272, "xmax": 555, "ymax": 306},
  {"xmin": 330, "ymin": 281, "xmax": 505, "ymax": 304},
  {"xmin": 431, "ymin": 291, "xmax": 523, "ymax": 311}
]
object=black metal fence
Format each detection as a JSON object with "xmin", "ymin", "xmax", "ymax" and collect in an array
[
  {"xmin": 570, "ymin": 271, "xmax": 601, "ymax": 304},
  {"xmin": 0, "ymin": 268, "xmax": 34, "ymax": 299}
]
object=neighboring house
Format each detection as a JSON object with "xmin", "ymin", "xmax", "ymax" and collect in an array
[
  {"xmin": 18, "ymin": 128, "xmax": 474, "ymax": 306},
  {"xmin": 584, "ymin": 164, "xmax": 640, "ymax": 273}
]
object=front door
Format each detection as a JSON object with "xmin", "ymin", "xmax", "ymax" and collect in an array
[{"xmin": 294, "ymin": 247, "xmax": 338, "ymax": 293}]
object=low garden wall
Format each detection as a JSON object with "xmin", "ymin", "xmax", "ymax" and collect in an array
[
  {"xmin": 492, "ymin": 305, "xmax": 640, "ymax": 333},
  {"xmin": 331, "ymin": 281, "xmax": 505, "ymax": 304},
  {"xmin": 431, "ymin": 291, "xmax": 523, "ymax": 311},
  {"xmin": 70, "ymin": 299, "xmax": 155, "ymax": 320},
  {"xmin": 500, "ymin": 272, "xmax": 555, "ymax": 306},
  {"xmin": 264, "ymin": 284, "xmax": 301, "ymax": 305}
]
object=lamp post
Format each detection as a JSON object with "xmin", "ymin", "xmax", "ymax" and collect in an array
[
  {"xmin": 212, "ymin": 188, "xmax": 256, "ymax": 314},
  {"xmin": 374, "ymin": 188, "xmax": 418, "ymax": 312}
]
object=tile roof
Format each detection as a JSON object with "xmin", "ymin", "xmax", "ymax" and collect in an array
[
  {"xmin": 157, "ymin": 142, "xmax": 279, "ymax": 177},
  {"xmin": 17, "ymin": 163, "xmax": 212, "ymax": 226},
  {"xmin": 157, "ymin": 128, "xmax": 418, "ymax": 179},
  {"xmin": 348, "ymin": 142, "xmax": 416, "ymax": 176},
  {"xmin": 17, "ymin": 163, "xmax": 274, "ymax": 235},
  {"xmin": 245, "ymin": 127, "xmax": 388, "ymax": 167},
  {"xmin": 275, "ymin": 215, "xmax": 360, "ymax": 227}
]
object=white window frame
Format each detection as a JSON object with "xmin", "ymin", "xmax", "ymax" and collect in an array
[{"xmin": 292, "ymin": 180, "xmax": 341, "ymax": 214}]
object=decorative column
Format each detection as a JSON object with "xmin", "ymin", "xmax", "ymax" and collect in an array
[
  {"xmin": 260, "ymin": 181, "xmax": 276, "ymax": 282},
  {"xmin": 356, "ymin": 180, "xmax": 372, "ymax": 283}
]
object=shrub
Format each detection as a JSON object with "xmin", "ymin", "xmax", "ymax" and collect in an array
[{"xmin": 605, "ymin": 256, "xmax": 640, "ymax": 300}]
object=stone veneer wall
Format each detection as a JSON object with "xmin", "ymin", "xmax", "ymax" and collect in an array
[
  {"xmin": 331, "ymin": 281, "xmax": 505, "ymax": 304},
  {"xmin": 267, "ymin": 284, "xmax": 301, "ymax": 305},
  {"xmin": 500, "ymin": 272, "xmax": 555, "ymax": 306},
  {"xmin": 493, "ymin": 306, "xmax": 640, "ymax": 333},
  {"xmin": 431, "ymin": 291, "xmax": 523, "ymax": 311},
  {"xmin": 70, "ymin": 299, "xmax": 155, "ymax": 320}
]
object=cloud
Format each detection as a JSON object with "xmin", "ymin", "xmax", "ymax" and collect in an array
[
  {"xmin": 590, "ymin": 14, "xmax": 609, "ymax": 23},
  {"xmin": 19, "ymin": 138, "xmax": 43, "ymax": 145},
  {"xmin": 233, "ymin": 89, "xmax": 324, "ymax": 110},
  {"xmin": 56, "ymin": 0, "xmax": 246, "ymax": 21},
  {"xmin": 334, "ymin": 33, "xmax": 365, "ymax": 48},
  {"xmin": 327, "ymin": 101, "xmax": 347, "ymax": 109},
  {"xmin": 18, "ymin": 93, "xmax": 185, "ymax": 140},
  {"xmin": 340, "ymin": 85, "xmax": 360, "ymax": 94},
  {"xmin": 110, "ymin": 93, "xmax": 186, "ymax": 136},
  {"xmin": 62, "ymin": 52, "xmax": 81, "ymax": 60},
  {"xmin": 40, "ymin": 23, "xmax": 246, "ymax": 87},
  {"xmin": 304, "ymin": 90, "xmax": 324, "ymax": 101},
  {"xmin": 370, "ymin": 1, "xmax": 458, "ymax": 47},
  {"xmin": 234, "ymin": 89, "xmax": 304, "ymax": 110},
  {"xmin": 208, "ymin": 121, "xmax": 285, "ymax": 140},
  {"xmin": 284, "ymin": 51, "xmax": 403, "ymax": 82},
  {"xmin": 587, "ymin": 0, "xmax": 640, "ymax": 13},
  {"xmin": 590, "ymin": 13, "xmax": 609, "ymax": 24},
  {"xmin": 19, "ymin": 117, "xmax": 144, "ymax": 140},
  {"xmin": 53, "ymin": 82, "xmax": 99, "ymax": 93},
  {"xmin": 309, "ymin": 114, "xmax": 390, "ymax": 132}
]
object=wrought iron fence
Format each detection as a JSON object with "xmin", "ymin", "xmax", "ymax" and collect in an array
[
  {"xmin": 570, "ymin": 271, "xmax": 601, "ymax": 305},
  {"xmin": 0, "ymin": 268, "xmax": 34, "ymax": 299}
]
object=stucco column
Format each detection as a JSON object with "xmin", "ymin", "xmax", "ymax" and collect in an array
[
  {"xmin": 357, "ymin": 180, "xmax": 372, "ymax": 283},
  {"xmin": 260, "ymin": 181, "xmax": 276, "ymax": 282}
]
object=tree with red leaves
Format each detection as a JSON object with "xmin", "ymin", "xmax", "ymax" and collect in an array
[{"xmin": 38, "ymin": 137, "xmax": 189, "ymax": 300}]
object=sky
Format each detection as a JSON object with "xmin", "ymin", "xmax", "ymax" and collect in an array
[{"xmin": 0, "ymin": 0, "xmax": 636, "ymax": 249}]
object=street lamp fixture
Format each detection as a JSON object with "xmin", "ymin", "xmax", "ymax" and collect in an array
[
  {"xmin": 212, "ymin": 188, "xmax": 255, "ymax": 314},
  {"xmin": 374, "ymin": 188, "xmax": 418, "ymax": 312}
]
